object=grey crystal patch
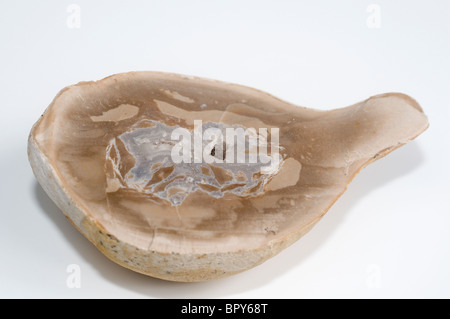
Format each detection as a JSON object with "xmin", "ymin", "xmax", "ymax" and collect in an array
[{"xmin": 106, "ymin": 120, "xmax": 282, "ymax": 206}]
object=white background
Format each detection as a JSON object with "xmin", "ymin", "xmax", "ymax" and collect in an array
[{"xmin": 0, "ymin": 0, "xmax": 449, "ymax": 298}]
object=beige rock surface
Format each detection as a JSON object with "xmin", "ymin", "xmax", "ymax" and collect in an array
[{"xmin": 28, "ymin": 71, "xmax": 428, "ymax": 281}]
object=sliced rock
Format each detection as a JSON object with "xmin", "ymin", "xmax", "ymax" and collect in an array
[{"xmin": 28, "ymin": 72, "xmax": 428, "ymax": 281}]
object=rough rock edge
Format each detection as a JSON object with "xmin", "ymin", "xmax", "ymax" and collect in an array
[
  {"xmin": 28, "ymin": 121, "xmax": 426, "ymax": 281},
  {"xmin": 28, "ymin": 125, "xmax": 320, "ymax": 281}
]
